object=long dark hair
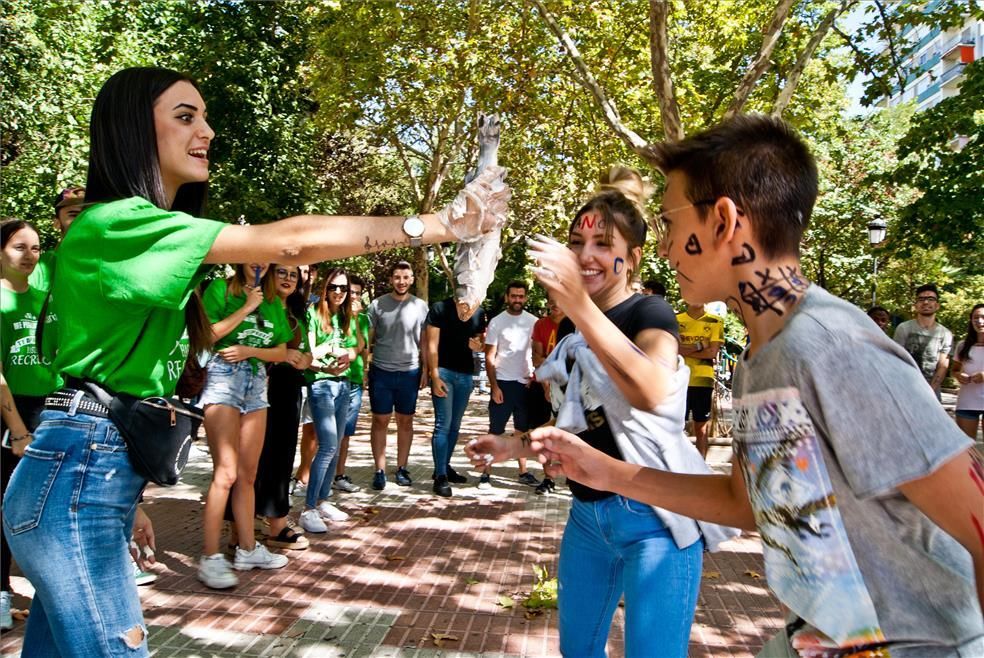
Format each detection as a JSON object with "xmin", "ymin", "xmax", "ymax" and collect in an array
[
  {"xmin": 958, "ymin": 303, "xmax": 984, "ymax": 362},
  {"xmin": 86, "ymin": 67, "xmax": 211, "ymax": 354},
  {"xmin": 1, "ymin": 218, "xmax": 40, "ymax": 248},
  {"xmin": 317, "ymin": 267, "xmax": 352, "ymax": 335}
]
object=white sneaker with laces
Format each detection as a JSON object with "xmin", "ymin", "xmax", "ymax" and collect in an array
[
  {"xmin": 1, "ymin": 590, "xmax": 12, "ymax": 630},
  {"xmin": 233, "ymin": 543, "xmax": 288, "ymax": 571},
  {"xmin": 316, "ymin": 500, "xmax": 349, "ymax": 522},
  {"xmin": 198, "ymin": 554, "xmax": 239, "ymax": 589},
  {"xmin": 299, "ymin": 508, "xmax": 328, "ymax": 533}
]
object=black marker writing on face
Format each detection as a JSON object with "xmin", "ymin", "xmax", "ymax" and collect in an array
[
  {"xmin": 614, "ymin": 257, "xmax": 624, "ymax": 274},
  {"xmin": 684, "ymin": 234, "xmax": 702, "ymax": 255},
  {"xmin": 577, "ymin": 212, "xmax": 606, "ymax": 231},
  {"xmin": 737, "ymin": 267, "xmax": 808, "ymax": 316},
  {"xmin": 675, "ymin": 265, "xmax": 694, "ymax": 283},
  {"xmin": 725, "ymin": 296, "xmax": 747, "ymax": 325},
  {"xmin": 731, "ymin": 243, "xmax": 756, "ymax": 266}
]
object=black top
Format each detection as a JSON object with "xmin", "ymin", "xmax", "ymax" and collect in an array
[
  {"xmin": 557, "ymin": 293, "xmax": 679, "ymax": 502},
  {"xmin": 426, "ymin": 298, "xmax": 487, "ymax": 375}
]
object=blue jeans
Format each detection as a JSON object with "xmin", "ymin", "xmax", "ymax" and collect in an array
[
  {"xmin": 558, "ymin": 496, "xmax": 703, "ymax": 658},
  {"xmin": 344, "ymin": 381, "xmax": 363, "ymax": 437},
  {"xmin": 431, "ymin": 368, "xmax": 474, "ymax": 477},
  {"xmin": 3, "ymin": 408, "xmax": 148, "ymax": 656},
  {"xmin": 306, "ymin": 378, "xmax": 350, "ymax": 508}
]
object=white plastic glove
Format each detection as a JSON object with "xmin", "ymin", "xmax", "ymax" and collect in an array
[{"xmin": 436, "ymin": 165, "xmax": 511, "ymax": 243}]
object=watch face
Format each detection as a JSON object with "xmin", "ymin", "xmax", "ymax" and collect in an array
[{"xmin": 404, "ymin": 216, "xmax": 425, "ymax": 238}]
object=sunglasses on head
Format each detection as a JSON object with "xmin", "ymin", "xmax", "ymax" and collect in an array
[
  {"xmin": 326, "ymin": 284, "xmax": 349, "ymax": 293},
  {"xmin": 275, "ymin": 268, "xmax": 299, "ymax": 281}
]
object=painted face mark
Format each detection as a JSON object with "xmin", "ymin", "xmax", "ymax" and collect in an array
[
  {"xmin": 675, "ymin": 265, "xmax": 694, "ymax": 283},
  {"xmin": 737, "ymin": 266, "xmax": 808, "ymax": 317},
  {"xmin": 684, "ymin": 234, "xmax": 702, "ymax": 255},
  {"xmin": 732, "ymin": 243, "xmax": 756, "ymax": 266},
  {"xmin": 614, "ymin": 257, "xmax": 624, "ymax": 274},
  {"xmin": 577, "ymin": 211, "xmax": 606, "ymax": 231}
]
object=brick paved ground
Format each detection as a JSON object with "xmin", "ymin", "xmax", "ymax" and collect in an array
[{"xmin": 1, "ymin": 389, "xmax": 788, "ymax": 657}]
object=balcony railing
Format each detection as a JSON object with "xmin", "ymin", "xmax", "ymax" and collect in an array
[{"xmin": 940, "ymin": 61, "xmax": 967, "ymax": 86}]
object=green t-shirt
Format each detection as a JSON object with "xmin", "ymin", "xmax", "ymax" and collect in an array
[
  {"xmin": 45, "ymin": 197, "xmax": 225, "ymax": 398},
  {"xmin": 345, "ymin": 313, "xmax": 370, "ymax": 384},
  {"xmin": 1, "ymin": 285, "xmax": 63, "ymax": 396},
  {"xmin": 27, "ymin": 249, "xmax": 57, "ymax": 292},
  {"xmin": 306, "ymin": 306, "xmax": 361, "ymax": 382},
  {"xmin": 203, "ymin": 278, "xmax": 294, "ymax": 370}
]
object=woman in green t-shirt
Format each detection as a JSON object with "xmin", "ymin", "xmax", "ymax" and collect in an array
[
  {"xmin": 298, "ymin": 267, "xmax": 363, "ymax": 533},
  {"xmin": 0, "ymin": 219, "xmax": 61, "ymax": 630},
  {"xmin": 198, "ymin": 263, "xmax": 294, "ymax": 587},
  {"xmin": 2, "ymin": 66, "xmax": 508, "ymax": 657}
]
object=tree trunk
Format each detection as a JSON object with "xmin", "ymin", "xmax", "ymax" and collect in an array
[
  {"xmin": 724, "ymin": 0, "xmax": 797, "ymax": 119},
  {"xmin": 649, "ymin": 0, "xmax": 684, "ymax": 141}
]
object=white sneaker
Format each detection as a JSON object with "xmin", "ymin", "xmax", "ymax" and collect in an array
[
  {"xmin": 299, "ymin": 508, "xmax": 328, "ymax": 533},
  {"xmin": 233, "ymin": 543, "xmax": 288, "ymax": 571},
  {"xmin": 198, "ymin": 554, "xmax": 238, "ymax": 589},
  {"xmin": 1, "ymin": 590, "xmax": 12, "ymax": 630},
  {"xmin": 316, "ymin": 500, "xmax": 349, "ymax": 522}
]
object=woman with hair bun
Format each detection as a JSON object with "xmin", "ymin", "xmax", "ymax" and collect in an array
[
  {"xmin": 467, "ymin": 167, "xmax": 736, "ymax": 657},
  {"xmin": 2, "ymin": 66, "xmax": 509, "ymax": 656}
]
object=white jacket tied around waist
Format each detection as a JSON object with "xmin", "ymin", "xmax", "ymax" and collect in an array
[{"xmin": 535, "ymin": 332, "xmax": 740, "ymax": 552}]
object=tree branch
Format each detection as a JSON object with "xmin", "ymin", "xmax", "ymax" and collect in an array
[
  {"xmin": 649, "ymin": 0, "xmax": 684, "ymax": 140},
  {"xmin": 724, "ymin": 0, "xmax": 797, "ymax": 119},
  {"xmin": 831, "ymin": 24, "xmax": 895, "ymax": 101},
  {"xmin": 874, "ymin": 0, "xmax": 908, "ymax": 92},
  {"xmin": 388, "ymin": 134, "xmax": 423, "ymax": 207},
  {"xmin": 772, "ymin": 0, "xmax": 856, "ymax": 117},
  {"xmin": 531, "ymin": 0, "xmax": 652, "ymax": 156}
]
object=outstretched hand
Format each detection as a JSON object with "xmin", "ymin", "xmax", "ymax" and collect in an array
[
  {"xmin": 527, "ymin": 235, "xmax": 589, "ymax": 316},
  {"xmin": 528, "ymin": 426, "xmax": 615, "ymax": 490},
  {"xmin": 437, "ymin": 166, "xmax": 511, "ymax": 242},
  {"xmin": 465, "ymin": 433, "xmax": 516, "ymax": 467}
]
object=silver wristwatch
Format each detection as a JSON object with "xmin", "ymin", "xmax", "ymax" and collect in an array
[{"xmin": 402, "ymin": 214, "xmax": 425, "ymax": 248}]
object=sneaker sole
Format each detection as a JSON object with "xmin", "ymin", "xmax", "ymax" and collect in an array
[
  {"xmin": 233, "ymin": 559, "xmax": 288, "ymax": 571},
  {"xmin": 198, "ymin": 573, "xmax": 238, "ymax": 589}
]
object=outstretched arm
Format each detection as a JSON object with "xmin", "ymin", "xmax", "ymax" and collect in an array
[{"xmin": 530, "ymin": 426, "xmax": 757, "ymax": 529}]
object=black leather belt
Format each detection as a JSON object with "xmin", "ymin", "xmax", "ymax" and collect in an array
[{"xmin": 44, "ymin": 390, "xmax": 111, "ymax": 419}]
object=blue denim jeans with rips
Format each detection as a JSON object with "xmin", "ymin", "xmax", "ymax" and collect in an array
[
  {"xmin": 306, "ymin": 378, "xmax": 350, "ymax": 508},
  {"xmin": 3, "ymin": 407, "xmax": 148, "ymax": 656},
  {"xmin": 430, "ymin": 368, "xmax": 474, "ymax": 477}
]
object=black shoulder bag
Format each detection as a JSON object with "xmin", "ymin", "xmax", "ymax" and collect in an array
[{"xmin": 36, "ymin": 294, "xmax": 204, "ymax": 486}]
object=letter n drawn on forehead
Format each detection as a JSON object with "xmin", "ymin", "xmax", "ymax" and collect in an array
[
  {"xmin": 684, "ymin": 234, "xmax": 702, "ymax": 255},
  {"xmin": 577, "ymin": 212, "xmax": 605, "ymax": 231}
]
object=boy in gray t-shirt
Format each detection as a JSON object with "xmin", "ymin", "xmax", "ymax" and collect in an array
[{"xmin": 488, "ymin": 116, "xmax": 984, "ymax": 657}]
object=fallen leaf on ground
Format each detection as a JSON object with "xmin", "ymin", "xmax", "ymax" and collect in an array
[
  {"xmin": 282, "ymin": 628, "xmax": 305, "ymax": 639},
  {"xmin": 385, "ymin": 554, "xmax": 406, "ymax": 562},
  {"xmin": 703, "ymin": 571, "xmax": 722, "ymax": 579},
  {"xmin": 744, "ymin": 570, "xmax": 762, "ymax": 579},
  {"xmin": 497, "ymin": 595, "xmax": 515, "ymax": 608},
  {"xmin": 465, "ymin": 577, "xmax": 480, "ymax": 585},
  {"xmin": 431, "ymin": 632, "xmax": 459, "ymax": 648},
  {"xmin": 524, "ymin": 610, "xmax": 543, "ymax": 620}
]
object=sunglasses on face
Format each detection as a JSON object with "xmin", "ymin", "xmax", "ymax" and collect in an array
[
  {"xmin": 326, "ymin": 284, "xmax": 349, "ymax": 293},
  {"xmin": 275, "ymin": 268, "xmax": 299, "ymax": 281}
]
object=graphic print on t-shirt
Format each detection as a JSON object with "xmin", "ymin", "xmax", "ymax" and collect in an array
[{"xmin": 733, "ymin": 386, "xmax": 885, "ymax": 649}]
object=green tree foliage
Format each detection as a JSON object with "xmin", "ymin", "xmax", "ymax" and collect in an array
[{"xmin": 884, "ymin": 59, "xmax": 984, "ymax": 265}]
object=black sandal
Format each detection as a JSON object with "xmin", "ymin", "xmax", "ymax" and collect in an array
[{"xmin": 265, "ymin": 527, "xmax": 310, "ymax": 550}]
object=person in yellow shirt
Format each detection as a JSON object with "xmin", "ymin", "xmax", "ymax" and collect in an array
[{"xmin": 676, "ymin": 303, "xmax": 723, "ymax": 457}]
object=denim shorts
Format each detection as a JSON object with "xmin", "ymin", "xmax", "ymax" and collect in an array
[
  {"xmin": 199, "ymin": 357, "xmax": 268, "ymax": 414},
  {"xmin": 368, "ymin": 365, "xmax": 420, "ymax": 415}
]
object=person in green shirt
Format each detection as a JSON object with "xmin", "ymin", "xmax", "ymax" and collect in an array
[
  {"xmin": 2, "ymin": 66, "xmax": 510, "ymax": 657},
  {"xmin": 28, "ymin": 186, "xmax": 86, "ymax": 292},
  {"xmin": 198, "ymin": 263, "xmax": 294, "ymax": 586},
  {"xmin": 0, "ymin": 219, "xmax": 62, "ymax": 631},
  {"xmin": 252, "ymin": 264, "xmax": 313, "ymax": 551},
  {"xmin": 298, "ymin": 267, "xmax": 364, "ymax": 533},
  {"xmin": 333, "ymin": 273, "xmax": 370, "ymax": 493}
]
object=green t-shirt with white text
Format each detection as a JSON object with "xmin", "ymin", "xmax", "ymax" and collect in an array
[
  {"xmin": 45, "ymin": 197, "xmax": 225, "ymax": 397},
  {"xmin": 306, "ymin": 306, "xmax": 361, "ymax": 383},
  {"xmin": 203, "ymin": 278, "xmax": 294, "ymax": 369},
  {"xmin": 1, "ymin": 285, "xmax": 63, "ymax": 396}
]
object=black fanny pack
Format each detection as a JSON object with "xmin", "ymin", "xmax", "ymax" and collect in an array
[{"xmin": 74, "ymin": 379, "xmax": 203, "ymax": 486}]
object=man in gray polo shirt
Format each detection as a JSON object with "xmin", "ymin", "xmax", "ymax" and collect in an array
[{"xmin": 367, "ymin": 260, "xmax": 430, "ymax": 490}]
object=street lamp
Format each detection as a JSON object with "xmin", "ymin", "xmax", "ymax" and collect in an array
[{"xmin": 867, "ymin": 218, "xmax": 887, "ymax": 306}]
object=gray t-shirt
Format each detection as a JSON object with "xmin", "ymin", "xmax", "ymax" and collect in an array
[
  {"xmin": 733, "ymin": 286, "xmax": 981, "ymax": 657},
  {"xmin": 368, "ymin": 294, "xmax": 429, "ymax": 372},
  {"xmin": 893, "ymin": 319, "xmax": 953, "ymax": 383}
]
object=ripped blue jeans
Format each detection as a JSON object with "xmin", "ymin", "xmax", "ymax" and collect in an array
[{"xmin": 3, "ymin": 407, "xmax": 148, "ymax": 656}]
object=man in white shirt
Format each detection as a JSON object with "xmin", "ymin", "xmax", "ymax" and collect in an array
[{"xmin": 482, "ymin": 281, "xmax": 539, "ymax": 488}]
